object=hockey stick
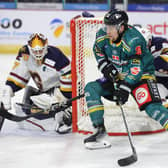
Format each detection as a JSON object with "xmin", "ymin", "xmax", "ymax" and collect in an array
[
  {"xmin": 103, "ymin": 53, "xmax": 137, "ymax": 166},
  {"xmin": 117, "ymin": 102, "xmax": 137, "ymax": 166},
  {"xmin": 110, "ymin": 75, "xmax": 137, "ymax": 166},
  {"xmin": 0, "ymin": 116, "xmax": 5, "ymax": 131},
  {"xmin": 0, "ymin": 94, "xmax": 85, "ymax": 122}
]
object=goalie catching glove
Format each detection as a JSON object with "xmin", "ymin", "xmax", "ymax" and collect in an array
[{"xmin": 27, "ymin": 93, "xmax": 72, "ymax": 134}]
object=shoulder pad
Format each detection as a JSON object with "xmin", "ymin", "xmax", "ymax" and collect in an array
[
  {"xmin": 19, "ymin": 45, "xmax": 29, "ymax": 54},
  {"xmin": 96, "ymin": 28, "xmax": 107, "ymax": 43}
]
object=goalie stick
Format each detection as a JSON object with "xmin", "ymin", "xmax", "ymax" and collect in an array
[{"xmin": 0, "ymin": 94, "xmax": 85, "ymax": 122}]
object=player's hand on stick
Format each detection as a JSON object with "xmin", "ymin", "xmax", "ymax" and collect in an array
[
  {"xmin": 115, "ymin": 81, "xmax": 131, "ymax": 105},
  {"xmin": 0, "ymin": 85, "xmax": 13, "ymax": 110},
  {"xmin": 98, "ymin": 60, "xmax": 119, "ymax": 82}
]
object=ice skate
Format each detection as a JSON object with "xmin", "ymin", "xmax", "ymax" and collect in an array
[{"xmin": 84, "ymin": 124, "xmax": 111, "ymax": 150}]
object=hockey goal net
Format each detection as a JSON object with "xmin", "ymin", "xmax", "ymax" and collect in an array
[{"xmin": 70, "ymin": 16, "xmax": 165, "ymax": 136}]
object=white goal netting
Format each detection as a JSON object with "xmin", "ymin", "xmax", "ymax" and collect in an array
[{"xmin": 70, "ymin": 16, "xmax": 164, "ymax": 135}]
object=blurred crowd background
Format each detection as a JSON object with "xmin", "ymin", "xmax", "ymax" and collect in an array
[
  {"xmin": 1, "ymin": 0, "xmax": 168, "ymax": 55},
  {"xmin": 0, "ymin": 0, "xmax": 168, "ymax": 11}
]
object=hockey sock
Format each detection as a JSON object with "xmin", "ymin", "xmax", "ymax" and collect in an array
[
  {"xmin": 145, "ymin": 102, "xmax": 168, "ymax": 130},
  {"xmin": 85, "ymin": 81, "xmax": 105, "ymax": 126}
]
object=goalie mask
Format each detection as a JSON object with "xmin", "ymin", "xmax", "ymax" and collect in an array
[{"xmin": 28, "ymin": 33, "xmax": 48, "ymax": 60}]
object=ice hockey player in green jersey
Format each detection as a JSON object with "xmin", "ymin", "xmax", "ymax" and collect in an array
[{"xmin": 84, "ymin": 9, "xmax": 168, "ymax": 149}]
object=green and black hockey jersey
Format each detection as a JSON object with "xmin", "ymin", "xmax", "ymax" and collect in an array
[{"xmin": 93, "ymin": 25, "xmax": 155, "ymax": 85}]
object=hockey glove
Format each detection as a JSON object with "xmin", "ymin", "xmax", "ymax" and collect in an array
[
  {"xmin": 55, "ymin": 106, "xmax": 72, "ymax": 134},
  {"xmin": 115, "ymin": 81, "xmax": 131, "ymax": 105},
  {"xmin": 98, "ymin": 60, "xmax": 118, "ymax": 82}
]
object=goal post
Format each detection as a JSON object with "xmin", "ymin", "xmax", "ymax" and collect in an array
[{"xmin": 70, "ymin": 16, "xmax": 165, "ymax": 136}]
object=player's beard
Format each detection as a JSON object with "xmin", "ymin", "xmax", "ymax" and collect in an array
[
  {"xmin": 113, "ymin": 34, "xmax": 122, "ymax": 43},
  {"xmin": 108, "ymin": 31, "xmax": 122, "ymax": 43}
]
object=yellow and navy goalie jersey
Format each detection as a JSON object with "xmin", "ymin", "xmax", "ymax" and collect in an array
[
  {"xmin": 6, "ymin": 45, "xmax": 72, "ymax": 98},
  {"xmin": 93, "ymin": 25, "xmax": 155, "ymax": 85}
]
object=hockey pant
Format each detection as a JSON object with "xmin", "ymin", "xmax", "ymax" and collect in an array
[
  {"xmin": 84, "ymin": 78, "xmax": 116, "ymax": 127},
  {"xmin": 85, "ymin": 78, "xmax": 168, "ymax": 130}
]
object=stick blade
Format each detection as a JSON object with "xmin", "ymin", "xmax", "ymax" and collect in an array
[{"xmin": 118, "ymin": 153, "xmax": 137, "ymax": 166}]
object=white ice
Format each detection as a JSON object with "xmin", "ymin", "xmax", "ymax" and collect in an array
[{"xmin": 0, "ymin": 54, "xmax": 168, "ymax": 168}]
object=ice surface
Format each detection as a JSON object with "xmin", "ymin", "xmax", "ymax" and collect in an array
[{"xmin": 0, "ymin": 54, "xmax": 168, "ymax": 168}]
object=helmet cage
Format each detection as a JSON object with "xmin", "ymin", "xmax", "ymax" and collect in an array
[{"xmin": 28, "ymin": 33, "xmax": 48, "ymax": 60}]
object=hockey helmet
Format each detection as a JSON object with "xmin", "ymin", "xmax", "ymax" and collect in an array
[
  {"xmin": 104, "ymin": 9, "xmax": 128, "ymax": 26},
  {"xmin": 28, "ymin": 33, "xmax": 48, "ymax": 60}
]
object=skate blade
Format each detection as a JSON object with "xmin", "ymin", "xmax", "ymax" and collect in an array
[{"xmin": 85, "ymin": 140, "xmax": 111, "ymax": 150}]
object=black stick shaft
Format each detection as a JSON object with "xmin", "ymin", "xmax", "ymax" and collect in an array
[
  {"xmin": 118, "ymin": 103, "xmax": 137, "ymax": 166},
  {"xmin": 118, "ymin": 103, "xmax": 135, "ymax": 150},
  {"xmin": 0, "ymin": 94, "xmax": 85, "ymax": 122}
]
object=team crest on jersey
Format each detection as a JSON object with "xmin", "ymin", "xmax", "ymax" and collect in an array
[
  {"xmin": 112, "ymin": 55, "xmax": 119, "ymax": 61},
  {"xmin": 130, "ymin": 67, "xmax": 140, "ymax": 75},
  {"xmin": 135, "ymin": 46, "xmax": 142, "ymax": 55}
]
